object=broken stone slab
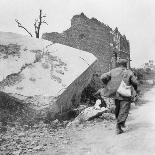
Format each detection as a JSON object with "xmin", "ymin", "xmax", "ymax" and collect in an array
[
  {"xmin": 77, "ymin": 106, "xmax": 107, "ymax": 121},
  {"xmin": 67, "ymin": 107, "xmax": 107, "ymax": 127},
  {"xmin": 0, "ymin": 32, "xmax": 97, "ymax": 123},
  {"xmin": 67, "ymin": 100, "xmax": 108, "ymax": 127}
]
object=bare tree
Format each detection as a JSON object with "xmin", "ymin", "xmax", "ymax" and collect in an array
[
  {"xmin": 34, "ymin": 9, "xmax": 48, "ymax": 38},
  {"xmin": 15, "ymin": 9, "xmax": 47, "ymax": 38}
]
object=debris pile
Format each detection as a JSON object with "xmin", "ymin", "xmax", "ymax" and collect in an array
[{"xmin": 0, "ymin": 120, "xmax": 70, "ymax": 155}]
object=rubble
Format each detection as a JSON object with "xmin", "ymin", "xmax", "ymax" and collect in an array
[
  {"xmin": 0, "ymin": 120, "xmax": 66, "ymax": 155},
  {"xmin": 0, "ymin": 100, "xmax": 117, "ymax": 155},
  {"xmin": 67, "ymin": 99, "xmax": 108, "ymax": 127}
]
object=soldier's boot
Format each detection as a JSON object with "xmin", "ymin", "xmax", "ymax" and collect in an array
[
  {"xmin": 120, "ymin": 121, "xmax": 126, "ymax": 128},
  {"xmin": 116, "ymin": 123, "xmax": 124, "ymax": 135}
]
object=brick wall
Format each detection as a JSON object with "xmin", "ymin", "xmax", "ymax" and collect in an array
[{"xmin": 42, "ymin": 13, "xmax": 130, "ymax": 75}]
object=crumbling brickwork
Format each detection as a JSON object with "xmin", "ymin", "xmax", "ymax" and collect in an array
[{"xmin": 42, "ymin": 13, "xmax": 130, "ymax": 75}]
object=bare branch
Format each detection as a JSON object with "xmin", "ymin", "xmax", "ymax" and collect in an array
[
  {"xmin": 34, "ymin": 9, "xmax": 48, "ymax": 38},
  {"xmin": 15, "ymin": 9, "xmax": 48, "ymax": 38},
  {"xmin": 42, "ymin": 20, "xmax": 48, "ymax": 25},
  {"xmin": 15, "ymin": 19, "xmax": 33, "ymax": 37}
]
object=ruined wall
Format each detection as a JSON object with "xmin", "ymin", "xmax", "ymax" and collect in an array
[
  {"xmin": 113, "ymin": 27, "xmax": 130, "ymax": 68},
  {"xmin": 42, "ymin": 13, "xmax": 115, "ymax": 74},
  {"xmin": 42, "ymin": 13, "xmax": 130, "ymax": 75}
]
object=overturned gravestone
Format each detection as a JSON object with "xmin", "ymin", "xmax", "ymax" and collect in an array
[{"xmin": 0, "ymin": 32, "xmax": 97, "ymax": 124}]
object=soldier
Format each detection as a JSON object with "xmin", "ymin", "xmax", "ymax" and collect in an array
[{"xmin": 100, "ymin": 59, "xmax": 138, "ymax": 134}]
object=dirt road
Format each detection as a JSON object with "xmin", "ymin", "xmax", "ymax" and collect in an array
[{"xmin": 40, "ymin": 86, "xmax": 155, "ymax": 155}]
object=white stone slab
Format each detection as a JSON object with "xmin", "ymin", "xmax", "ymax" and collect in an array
[{"xmin": 0, "ymin": 32, "xmax": 97, "ymax": 117}]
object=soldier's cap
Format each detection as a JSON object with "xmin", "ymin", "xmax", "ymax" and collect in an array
[{"xmin": 117, "ymin": 59, "xmax": 128, "ymax": 65}]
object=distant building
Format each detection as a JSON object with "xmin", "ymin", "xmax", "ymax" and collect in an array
[
  {"xmin": 42, "ymin": 13, "xmax": 130, "ymax": 74},
  {"xmin": 144, "ymin": 60, "xmax": 155, "ymax": 71}
]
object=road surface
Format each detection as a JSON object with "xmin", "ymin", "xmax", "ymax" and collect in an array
[{"xmin": 40, "ymin": 86, "xmax": 155, "ymax": 155}]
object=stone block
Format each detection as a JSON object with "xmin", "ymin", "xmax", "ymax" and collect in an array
[{"xmin": 0, "ymin": 32, "xmax": 97, "ymax": 122}]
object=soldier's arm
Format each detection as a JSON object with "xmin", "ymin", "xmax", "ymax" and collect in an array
[
  {"xmin": 100, "ymin": 71, "xmax": 111, "ymax": 84},
  {"xmin": 130, "ymin": 72, "xmax": 139, "ymax": 91}
]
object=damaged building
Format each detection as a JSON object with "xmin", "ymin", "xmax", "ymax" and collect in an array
[{"xmin": 42, "ymin": 13, "xmax": 131, "ymax": 75}]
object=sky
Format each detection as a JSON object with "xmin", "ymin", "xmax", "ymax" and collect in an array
[{"xmin": 0, "ymin": 0, "xmax": 155, "ymax": 68}]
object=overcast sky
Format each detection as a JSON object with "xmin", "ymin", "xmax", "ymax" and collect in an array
[{"xmin": 0, "ymin": 0, "xmax": 155, "ymax": 67}]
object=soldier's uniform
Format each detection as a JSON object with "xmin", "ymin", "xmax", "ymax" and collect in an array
[{"xmin": 100, "ymin": 59, "xmax": 138, "ymax": 134}]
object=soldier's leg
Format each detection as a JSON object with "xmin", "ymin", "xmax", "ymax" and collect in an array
[
  {"xmin": 117, "ymin": 100, "xmax": 131, "ymax": 127},
  {"xmin": 115, "ymin": 99, "xmax": 120, "ymax": 119},
  {"xmin": 115, "ymin": 99, "xmax": 124, "ymax": 134}
]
